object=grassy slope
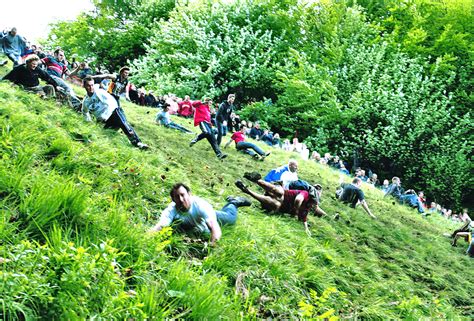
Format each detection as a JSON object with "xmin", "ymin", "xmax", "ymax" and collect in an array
[{"xmin": 0, "ymin": 63, "xmax": 473, "ymax": 319}]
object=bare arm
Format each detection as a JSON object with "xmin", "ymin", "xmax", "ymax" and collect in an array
[
  {"xmin": 224, "ymin": 139, "xmax": 233, "ymax": 149},
  {"xmin": 91, "ymin": 73, "xmax": 116, "ymax": 80},
  {"xmin": 360, "ymin": 200, "xmax": 376, "ymax": 219},
  {"xmin": 207, "ymin": 217, "xmax": 222, "ymax": 245}
]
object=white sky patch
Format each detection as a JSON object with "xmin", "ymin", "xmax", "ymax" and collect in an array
[{"xmin": 0, "ymin": 0, "xmax": 95, "ymax": 44}]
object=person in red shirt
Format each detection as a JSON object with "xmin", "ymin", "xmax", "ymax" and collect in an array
[
  {"xmin": 177, "ymin": 95, "xmax": 194, "ymax": 118},
  {"xmin": 224, "ymin": 125, "xmax": 270, "ymax": 160},
  {"xmin": 234, "ymin": 176, "xmax": 327, "ymax": 236},
  {"xmin": 189, "ymin": 97, "xmax": 227, "ymax": 159}
]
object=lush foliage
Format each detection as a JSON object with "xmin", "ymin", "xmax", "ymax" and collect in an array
[{"xmin": 1, "ymin": 74, "xmax": 473, "ymax": 319}]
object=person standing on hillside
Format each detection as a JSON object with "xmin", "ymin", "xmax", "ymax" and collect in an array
[
  {"xmin": 1, "ymin": 27, "xmax": 26, "ymax": 66},
  {"xmin": 216, "ymin": 94, "xmax": 235, "ymax": 145},
  {"xmin": 336, "ymin": 177, "xmax": 376, "ymax": 219},
  {"xmin": 149, "ymin": 183, "xmax": 251, "ymax": 244},
  {"xmin": 81, "ymin": 76, "xmax": 149, "ymax": 150},
  {"xmin": 2, "ymin": 54, "xmax": 57, "ymax": 97},
  {"xmin": 189, "ymin": 97, "xmax": 227, "ymax": 159}
]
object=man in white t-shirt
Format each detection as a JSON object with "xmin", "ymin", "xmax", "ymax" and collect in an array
[
  {"xmin": 149, "ymin": 183, "xmax": 251, "ymax": 244},
  {"xmin": 280, "ymin": 159, "xmax": 299, "ymax": 189},
  {"xmin": 82, "ymin": 76, "xmax": 149, "ymax": 149}
]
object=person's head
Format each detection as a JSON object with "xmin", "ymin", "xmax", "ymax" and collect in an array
[
  {"xmin": 54, "ymin": 49, "xmax": 65, "ymax": 61},
  {"xmin": 170, "ymin": 183, "xmax": 192, "ymax": 212},
  {"xmin": 82, "ymin": 76, "xmax": 95, "ymax": 95},
  {"xmin": 255, "ymin": 122, "xmax": 260, "ymax": 129},
  {"xmin": 247, "ymin": 121, "xmax": 253, "ymax": 128},
  {"xmin": 360, "ymin": 170, "xmax": 366, "ymax": 177},
  {"xmin": 418, "ymin": 191, "xmax": 424, "ymax": 197},
  {"xmin": 392, "ymin": 176, "xmax": 400, "ymax": 185},
  {"xmin": 371, "ymin": 173, "xmax": 377, "ymax": 180},
  {"xmin": 239, "ymin": 124, "xmax": 247, "ymax": 133},
  {"xmin": 119, "ymin": 66, "xmax": 130, "ymax": 79},
  {"xmin": 25, "ymin": 55, "xmax": 40, "ymax": 70},
  {"xmin": 240, "ymin": 120, "xmax": 247, "ymax": 127},
  {"xmin": 311, "ymin": 151, "xmax": 320, "ymax": 160},
  {"xmin": 352, "ymin": 177, "xmax": 362, "ymax": 186},
  {"xmin": 203, "ymin": 97, "xmax": 212, "ymax": 105},
  {"xmin": 288, "ymin": 159, "xmax": 298, "ymax": 172},
  {"xmin": 292, "ymin": 137, "xmax": 299, "ymax": 144},
  {"xmin": 383, "ymin": 179, "xmax": 389, "ymax": 187},
  {"xmin": 9, "ymin": 27, "xmax": 17, "ymax": 36},
  {"xmin": 324, "ymin": 152, "xmax": 331, "ymax": 160},
  {"xmin": 162, "ymin": 104, "xmax": 170, "ymax": 112},
  {"xmin": 430, "ymin": 202, "xmax": 436, "ymax": 208},
  {"xmin": 184, "ymin": 95, "xmax": 190, "ymax": 101},
  {"xmin": 228, "ymin": 94, "xmax": 235, "ymax": 103}
]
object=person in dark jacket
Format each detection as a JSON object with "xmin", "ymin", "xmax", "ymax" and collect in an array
[
  {"xmin": 2, "ymin": 54, "xmax": 56, "ymax": 97},
  {"xmin": 216, "ymin": 94, "xmax": 235, "ymax": 145}
]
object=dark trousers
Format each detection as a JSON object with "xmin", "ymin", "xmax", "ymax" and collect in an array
[
  {"xmin": 104, "ymin": 108, "xmax": 141, "ymax": 145},
  {"xmin": 195, "ymin": 121, "xmax": 222, "ymax": 156},
  {"xmin": 216, "ymin": 121, "xmax": 227, "ymax": 145}
]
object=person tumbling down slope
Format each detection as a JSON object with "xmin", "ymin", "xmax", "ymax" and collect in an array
[
  {"xmin": 149, "ymin": 183, "xmax": 251, "ymax": 245},
  {"xmin": 81, "ymin": 76, "xmax": 149, "ymax": 150},
  {"xmin": 189, "ymin": 97, "xmax": 227, "ymax": 160},
  {"xmin": 235, "ymin": 173, "xmax": 327, "ymax": 236},
  {"xmin": 336, "ymin": 177, "xmax": 376, "ymax": 219},
  {"xmin": 224, "ymin": 124, "xmax": 271, "ymax": 161}
]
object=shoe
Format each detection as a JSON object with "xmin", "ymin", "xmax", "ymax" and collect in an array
[
  {"xmin": 226, "ymin": 195, "xmax": 252, "ymax": 207},
  {"xmin": 253, "ymin": 154, "xmax": 260, "ymax": 160},
  {"xmin": 217, "ymin": 153, "xmax": 228, "ymax": 160},
  {"xmin": 136, "ymin": 142, "xmax": 149, "ymax": 150},
  {"xmin": 189, "ymin": 139, "xmax": 197, "ymax": 147},
  {"xmin": 244, "ymin": 172, "xmax": 261, "ymax": 182},
  {"xmin": 0, "ymin": 60, "xmax": 8, "ymax": 66},
  {"xmin": 261, "ymin": 152, "xmax": 271, "ymax": 159},
  {"xmin": 235, "ymin": 180, "xmax": 250, "ymax": 193}
]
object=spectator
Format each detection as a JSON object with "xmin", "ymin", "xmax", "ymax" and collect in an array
[
  {"xmin": 428, "ymin": 202, "xmax": 438, "ymax": 214},
  {"xmin": 1, "ymin": 27, "xmax": 26, "ymax": 65},
  {"xmin": 336, "ymin": 177, "xmax": 376, "ymax": 219},
  {"xmin": 2, "ymin": 54, "xmax": 56, "ymax": 97},
  {"xmin": 145, "ymin": 91, "xmax": 157, "ymax": 107},
  {"xmin": 381, "ymin": 179, "xmax": 390, "ymax": 194},
  {"xmin": 149, "ymin": 183, "xmax": 250, "ymax": 244},
  {"xmin": 339, "ymin": 164, "xmax": 350, "ymax": 175},
  {"xmin": 310, "ymin": 151, "xmax": 321, "ymax": 162},
  {"xmin": 229, "ymin": 112, "xmax": 241, "ymax": 132},
  {"xmin": 224, "ymin": 125, "xmax": 271, "ymax": 160},
  {"xmin": 399, "ymin": 189, "xmax": 425, "ymax": 214},
  {"xmin": 272, "ymin": 133, "xmax": 281, "ymax": 147},
  {"xmin": 70, "ymin": 61, "xmax": 93, "ymax": 80},
  {"xmin": 249, "ymin": 122, "xmax": 264, "ymax": 140},
  {"xmin": 166, "ymin": 94, "xmax": 179, "ymax": 114},
  {"xmin": 189, "ymin": 98, "xmax": 227, "ymax": 159},
  {"xmin": 282, "ymin": 139, "xmax": 292, "ymax": 151},
  {"xmin": 216, "ymin": 94, "xmax": 235, "ymax": 145},
  {"xmin": 417, "ymin": 191, "xmax": 426, "ymax": 209},
  {"xmin": 384, "ymin": 176, "xmax": 403, "ymax": 199},
  {"xmin": 292, "ymin": 137, "xmax": 303, "ymax": 153},
  {"xmin": 81, "ymin": 76, "xmax": 149, "ymax": 150},
  {"xmin": 260, "ymin": 129, "xmax": 274, "ymax": 146},
  {"xmin": 459, "ymin": 209, "xmax": 472, "ymax": 223},
  {"xmin": 367, "ymin": 173, "xmax": 380, "ymax": 187},
  {"xmin": 177, "ymin": 95, "xmax": 194, "ymax": 118},
  {"xmin": 156, "ymin": 104, "xmax": 193, "ymax": 133},
  {"xmin": 300, "ymin": 143, "xmax": 310, "ymax": 160}
]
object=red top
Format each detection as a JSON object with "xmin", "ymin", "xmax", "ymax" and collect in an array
[
  {"xmin": 231, "ymin": 131, "xmax": 246, "ymax": 144},
  {"xmin": 178, "ymin": 101, "xmax": 193, "ymax": 117},
  {"xmin": 192, "ymin": 101, "xmax": 211, "ymax": 126},
  {"xmin": 280, "ymin": 190, "xmax": 313, "ymax": 222}
]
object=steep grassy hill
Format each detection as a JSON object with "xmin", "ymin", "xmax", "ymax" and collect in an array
[{"xmin": 1, "ymin": 66, "xmax": 473, "ymax": 319}]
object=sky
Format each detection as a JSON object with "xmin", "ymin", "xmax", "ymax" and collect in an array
[{"xmin": 0, "ymin": 0, "xmax": 95, "ymax": 43}]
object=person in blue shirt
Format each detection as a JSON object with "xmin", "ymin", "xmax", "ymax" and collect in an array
[{"xmin": 156, "ymin": 104, "xmax": 193, "ymax": 133}]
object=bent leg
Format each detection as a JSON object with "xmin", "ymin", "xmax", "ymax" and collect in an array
[
  {"xmin": 256, "ymin": 180, "xmax": 284, "ymax": 199},
  {"xmin": 216, "ymin": 203, "xmax": 238, "ymax": 226},
  {"xmin": 105, "ymin": 109, "xmax": 141, "ymax": 145}
]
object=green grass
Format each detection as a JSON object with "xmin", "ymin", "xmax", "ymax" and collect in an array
[{"xmin": 0, "ymin": 62, "xmax": 473, "ymax": 320}]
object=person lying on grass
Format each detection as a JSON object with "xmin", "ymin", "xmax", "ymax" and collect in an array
[
  {"xmin": 235, "ymin": 174, "xmax": 327, "ymax": 236},
  {"xmin": 149, "ymin": 183, "xmax": 251, "ymax": 245},
  {"xmin": 81, "ymin": 76, "xmax": 149, "ymax": 150},
  {"xmin": 264, "ymin": 159, "xmax": 298, "ymax": 189},
  {"xmin": 336, "ymin": 177, "xmax": 376, "ymax": 219},
  {"xmin": 156, "ymin": 104, "xmax": 193, "ymax": 134},
  {"xmin": 223, "ymin": 124, "xmax": 271, "ymax": 161}
]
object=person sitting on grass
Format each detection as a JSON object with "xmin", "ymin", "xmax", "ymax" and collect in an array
[
  {"xmin": 156, "ymin": 104, "xmax": 193, "ymax": 134},
  {"xmin": 2, "ymin": 54, "xmax": 57, "ymax": 97},
  {"xmin": 234, "ymin": 176, "xmax": 327, "ymax": 236},
  {"xmin": 177, "ymin": 95, "xmax": 194, "ymax": 118},
  {"xmin": 81, "ymin": 76, "xmax": 149, "ymax": 150},
  {"xmin": 223, "ymin": 125, "xmax": 270, "ymax": 161},
  {"xmin": 149, "ymin": 183, "xmax": 251, "ymax": 245},
  {"xmin": 336, "ymin": 177, "xmax": 376, "ymax": 219},
  {"xmin": 448, "ymin": 221, "xmax": 474, "ymax": 257},
  {"xmin": 384, "ymin": 176, "xmax": 404, "ymax": 199},
  {"xmin": 399, "ymin": 189, "xmax": 426, "ymax": 214}
]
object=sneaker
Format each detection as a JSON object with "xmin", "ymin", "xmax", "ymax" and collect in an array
[
  {"xmin": 244, "ymin": 172, "xmax": 261, "ymax": 182},
  {"xmin": 261, "ymin": 152, "xmax": 271, "ymax": 159},
  {"xmin": 189, "ymin": 139, "xmax": 197, "ymax": 147},
  {"xmin": 136, "ymin": 142, "xmax": 149, "ymax": 150},
  {"xmin": 226, "ymin": 195, "xmax": 252, "ymax": 207},
  {"xmin": 217, "ymin": 153, "xmax": 228, "ymax": 160},
  {"xmin": 253, "ymin": 154, "xmax": 260, "ymax": 160},
  {"xmin": 235, "ymin": 180, "xmax": 250, "ymax": 193},
  {"xmin": 0, "ymin": 60, "xmax": 8, "ymax": 67}
]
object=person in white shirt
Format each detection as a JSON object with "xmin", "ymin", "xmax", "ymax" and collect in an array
[
  {"xmin": 280, "ymin": 159, "xmax": 299, "ymax": 189},
  {"xmin": 149, "ymin": 183, "xmax": 251, "ymax": 244},
  {"xmin": 82, "ymin": 76, "xmax": 149, "ymax": 149}
]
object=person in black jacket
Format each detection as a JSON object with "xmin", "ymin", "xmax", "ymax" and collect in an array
[
  {"xmin": 216, "ymin": 94, "xmax": 235, "ymax": 145},
  {"xmin": 2, "ymin": 54, "xmax": 56, "ymax": 97}
]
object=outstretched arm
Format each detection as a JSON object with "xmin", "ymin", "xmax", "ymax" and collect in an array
[
  {"xmin": 224, "ymin": 139, "xmax": 233, "ymax": 149},
  {"xmin": 360, "ymin": 200, "xmax": 376, "ymax": 219},
  {"xmin": 207, "ymin": 217, "xmax": 222, "ymax": 245}
]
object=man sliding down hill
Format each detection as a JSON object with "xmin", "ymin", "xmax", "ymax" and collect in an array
[
  {"xmin": 81, "ymin": 76, "xmax": 149, "ymax": 150},
  {"xmin": 149, "ymin": 183, "xmax": 251, "ymax": 244},
  {"xmin": 336, "ymin": 177, "xmax": 376, "ymax": 219},
  {"xmin": 235, "ymin": 174, "xmax": 327, "ymax": 236}
]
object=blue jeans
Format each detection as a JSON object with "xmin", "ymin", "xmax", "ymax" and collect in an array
[
  {"xmin": 236, "ymin": 141, "xmax": 265, "ymax": 157},
  {"xmin": 400, "ymin": 194, "xmax": 424, "ymax": 213},
  {"xmin": 5, "ymin": 52, "xmax": 21, "ymax": 65},
  {"xmin": 167, "ymin": 122, "xmax": 193, "ymax": 133},
  {"xmin": 216, "ymin": 121, "xmax": 227, "ymax": 145},
  {"xmin": 216, "ymin": 203, "xmax": 238, "ymax": 226}
]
